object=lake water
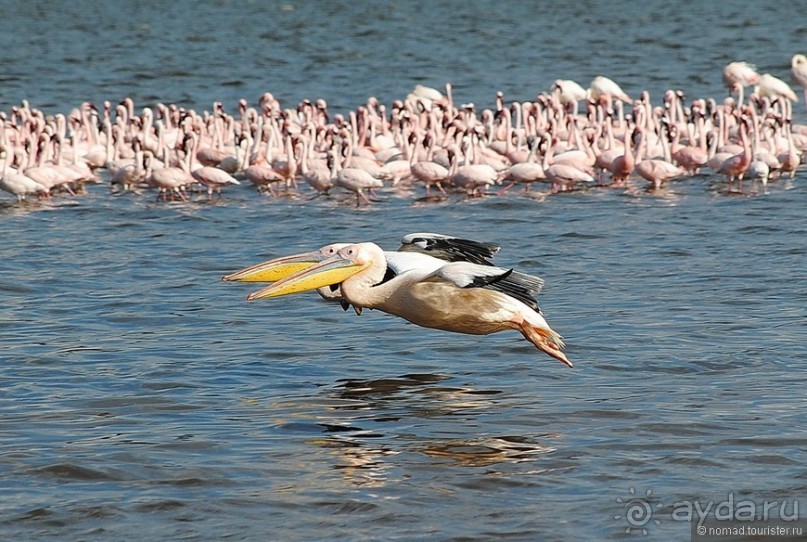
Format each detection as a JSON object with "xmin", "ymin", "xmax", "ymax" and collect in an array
[{"xmin": 1, "ymin": 1, "xmax": 806, "ymax": 540}]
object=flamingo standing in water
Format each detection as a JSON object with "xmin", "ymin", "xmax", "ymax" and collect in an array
[
  {"xmin": 592, "ymin": 121, "xmax": 625, "ymax": 185},
  {"xmin": 109, "ymin": 137, "xmax": 146, "ymax": 192},
  {"xmin": 411, "ymin": 135, "xmax": 450, "ymax": 196},
  {"xmin": 792, "ymin": 54, "xmax": 807, "ymax": 109},
  {"xmin": 22, "ymin": 134, "xmax": 76, "ymax": 196},
  {"xmin": 191, "ymin": 166, "xmax": 240, "ymax": 199},
  {"xmin": 299, "ymin": 133, "xmax": 332, "ymax": 195},
  {"xmin": 722, "ymin": 62, "xmax": 760, "ymax": 107},
  {"xmin": 447, "ymin": 144, "xmax": 499, "ymax": 196},
  {"xmin": 777, "ymin": 123, "xmax": 803, "ymax": 179},
  {"xmin": 243, "ymin": 156, "xmax": 286, "ymax": 195},
  {"xmin": 334, "ymin": 166, "xmax": 383, "ymax": 206},
  {"xmin": 717, "ymin": 117, "xmax": 752, "ymax": 192},
  {"xmin": 722, "ymin": 62, "xmax": 761, "ymax": 88},
  {"xmin": 607, "ymin": 128, "xmax": 635, "ymax": 186},
  {"xmin": 633, "ymin": 127, "xmax": 685, "ymax": 191},
  {"xmin": 497, "ymin": 136, "xmax": 546, "ymax": 193},
  {"xmin": 754, "ymin": 73, "xmax": 799, "ymax": 104},
  {"xmin": 183, "ymin": 132, "xmax": 241, "ymax": 199},
  {"xmin": 331, "ymin": 139, "xmax": 383, "ymax": 206},
  {"xmin": 144, "ymin": 149, "xmax": 192, "ymax": 201},
  {"xmin": 239, "ymin": 128, "xmax": 287, "ymax": 195},
  {"xmin": 0, "ymin": 148, "xmax": 47, "ymax": 201},
  {"xmin": 551, "ymin": 79, "xmax": 587, "ymax": 117},
  {"xmin": 670, "ymin": 123, "xmax": 708, "ymax": 175},
  {"xmin": 588, "ymin": 76, "xmax": 631, "ymax": 104},
  {"xmin": 746, "ymin": 159, "xmax": 770, "ymax": 186},
  {"xmin": 541, "ymin": 137, "xmax": 595, "ymax": 192}
]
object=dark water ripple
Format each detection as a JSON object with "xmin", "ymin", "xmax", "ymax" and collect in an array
[{"xmin": 2, "ymin": 1, "xmax": 807, "ymax": 540}]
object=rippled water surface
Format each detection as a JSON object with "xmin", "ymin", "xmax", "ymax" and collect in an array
[{"xmin": 2, "ymin": 1, "xmax": 807, "ymax": 541}]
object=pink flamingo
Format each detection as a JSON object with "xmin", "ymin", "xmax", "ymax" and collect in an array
[
  {"xmin": 191, "ymin": 166, "xmax": 240, "ymax": 199},
  {"xmin": 144, "ymin": 148, "xmax": 192, "ymax": 202},
  {"xmin": 755, "ymin": 73, "xmax": 799, "ymax": 104},
  {"xmin": 238, "ymin": 123, "xmax": 286, "ymax": 195},
  {"xmin": 54, "ymin": 133, "xmax": 99, "ymax": 193},
  {"xmin": 592, "ymin": 121, "xmax": 624, "ymax": 184},
  {"xmin": 410, "ymin": 133, "xmax": 449, "ymax": 196},
  {"xmin": 633, "ymin": 127, "xmax": 685, "ymax": 190},
  {"xmin": 497, "ymin": 136, "xmax": 546, "ymax": 193},
  {"xmin": 299, "ymin": 133, "xmax": 332, "ymax": 195},
  {"xmin": 792, "ymin": 54, "xmax": 807, "ymax": 109},
  {"xmin": 777, "ymin": 122, "xmax": 802, "ymax": 179},
  {"xmin": 551, "ymin": 79, "xmax": 587, "ymax": 118},
  {"xmin": 670, "ymin": 123, "xmax": 708, "ymax": 175},
  {"xmin": 270, "ymin": 131, "xmax": 299, "ymax": 190},
  {"xmin": 243, "ymin": 152, "xmax": 285, "ymax": 195},
  {"xmin": 378, "ymin": 135, "xmax": 412, "ymax": 185},
  {"xmin": 722, "ymin": 62, "xmax": 760, "ymax": 107},
  {"xmin": 330, "ymin": 140, "xmax": 383, "ymax": 206},
  {"xmin": 186, "ymin": 135, "xmax": 241, "ymax": 200},
  {"xmin": 0, "ymin": 148, "xmax": 47, "ymax": 201},
  {"xmin": 549, "ymin": 118, "xmax": 596, "ymax": 174},
  {"xmin": 447, "ymin": 143, "xmax": 499, "ymax": 197},
  {"xmin": 22, "ymin": 134, "xmax": 76, "ymax": 196},
  {"xmin": 717, "ymin": 118, "xmax": 752, "ymax": 192},
  {"xmin": 195, "ymin": 106, "xmax": 240, "ymax": 172},
  {"xmin": 110, "ymin": 138, "xmax": 146, "ymax": 192},
  {"xmin": 588, "ymin": 76, "xmax": 631, "ymax": 104},
  {"xmin": 608, "ymin": 128, "xmax": 635, "ymax": 186},
  {"xmin": 541, "ymin": 137, "xmax": 595, "ymax": 192},
  {"xmin": 334, "ymin": 166, "xmax": 383, "ymax": 206}
]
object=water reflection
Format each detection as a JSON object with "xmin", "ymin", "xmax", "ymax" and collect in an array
[
  {"xmin": 623, "ymin": 181, "xmax": 685, "ymax": 203},
  {"xmin": 332, "ymin": 373, "xmax": 501, "ymax": 416},
  {"xmin": 280, "ymin": 373, "xmax": 565, "ymax": 489},
  {"xmin": 419, "ymin": 435, "xmax": 557, "ymax": 468},
  {"xmin": 310, "ymin": 436, "xmax": 398, "ymax": 488}
]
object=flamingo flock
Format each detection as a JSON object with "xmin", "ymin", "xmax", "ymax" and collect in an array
[{"xmin": 1, "ymin": 57, "xmax": 806, "ymax": 205}]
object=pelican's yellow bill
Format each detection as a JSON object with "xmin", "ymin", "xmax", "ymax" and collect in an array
[
  {"xmin": 247, "ymin": 259, "xmax": 364, "ymax": 300},
  {"xmin": 222, "ymin": 251, "xmax": 325, "ymax": 282}
]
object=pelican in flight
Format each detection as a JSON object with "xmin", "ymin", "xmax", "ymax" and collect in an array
[
  {"xmin": 223, "ymin": 235, "xmax": 570, "ymax": 367},
  {"xmin": 224, "ymin": 233, "xmax": 501, "ymax": 282},
  {"xmin": 223, "ymin": 232, "xmax": 535, "ymax": 312}
]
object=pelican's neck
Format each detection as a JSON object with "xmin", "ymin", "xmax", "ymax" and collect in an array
[{"xmin": 339, "ymin": 244, "xmax": 394, "ymax": 309}]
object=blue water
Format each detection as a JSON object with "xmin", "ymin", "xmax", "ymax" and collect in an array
[{"xmin": 1, "ymin": 1, "xmax": 807, "ymax": 541}]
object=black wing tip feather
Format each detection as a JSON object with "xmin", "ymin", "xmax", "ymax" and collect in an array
[
  {"xmin": 465, "ymin": 268, "xmax": 543, "ymax": 311},
  {"xmin": 467, "ymin": 267, "xmax": 514, "ymax": 288},
  {"xmin": 400, "ymin": 232, "xmax": 501, "ymax": 266}
]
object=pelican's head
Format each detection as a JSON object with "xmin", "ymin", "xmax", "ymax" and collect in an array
[
  {"xmin": 246, "ymin": 243, "xmax": 377, "ymax": 301},
  {"xmin": 222, "ymin": 243, "xmax": 351, "ymax": 283}
]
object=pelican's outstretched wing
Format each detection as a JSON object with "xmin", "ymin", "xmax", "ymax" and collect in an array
[
  {"xmin": 428, "ymin": 262, "xmax": 544, "ymax": 311},
  {"xmin": 398, "ymin": 232, "xmax": 501, "ymax": 266}
]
